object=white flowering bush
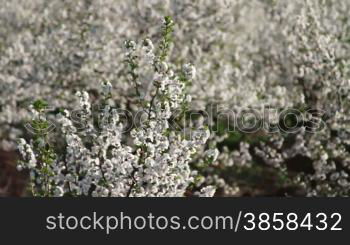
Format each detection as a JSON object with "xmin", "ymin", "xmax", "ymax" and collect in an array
[
  {"xmin": 16, "ymin": 17, "xmax": 217, "ymax": 197},
  {"xmin": 1, "ymin": 0, "xmax": 350, "ymax": 196}
]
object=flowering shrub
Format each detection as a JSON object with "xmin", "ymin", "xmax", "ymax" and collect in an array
[
  {"xmin": 1, "ymin": 0, "xmax": 350, "ymax": 196},
  {"xmin": 16, "ymin": 17, "xmax": 217, "ymax": 197}
]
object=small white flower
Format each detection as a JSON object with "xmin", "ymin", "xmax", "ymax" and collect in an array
[
  {"xmin": 197, "ymin": 186, "xmax": 216, "ymax": 197},
  {"xmin": 205, "ymin": 149, "xmax": 220, "ymax": 162},
  {"xmin": 54, "ymin": 186, "xmax": 64, "ymax": 197},
  {"xmin": 183, "ymin": 63, "xmax": 196, "ymax": 80}
]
